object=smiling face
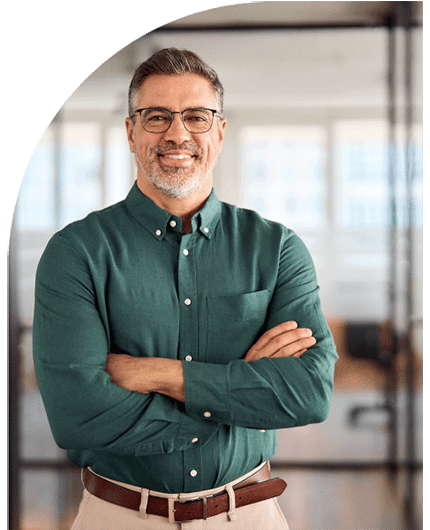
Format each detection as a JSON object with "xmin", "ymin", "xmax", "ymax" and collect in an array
[{"xmin": 125, "ymin": 74, "xmax": 227, "ymax": 203}]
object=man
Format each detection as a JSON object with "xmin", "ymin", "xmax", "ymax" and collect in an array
[{"xmin": 33, "ymin": 48, "xmax": 338, "ymax": 529}]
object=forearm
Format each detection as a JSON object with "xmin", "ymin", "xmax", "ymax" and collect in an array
[
  {"xmin": 107, "ymin": 355, "xmax": 185, "ymax": 402},
  {"xmin": 183, "ymin": 337, "xmax": 336, "ymax": 430}
]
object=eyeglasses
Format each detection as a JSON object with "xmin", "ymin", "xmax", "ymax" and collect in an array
[{"xmin": 132, "ymin": 107, "xmax": 221, "ymax": 134}]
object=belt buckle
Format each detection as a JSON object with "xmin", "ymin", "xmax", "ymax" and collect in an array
[{"xmin": 174, "ymin": 494, "xmax": 209, "ymax": 522}]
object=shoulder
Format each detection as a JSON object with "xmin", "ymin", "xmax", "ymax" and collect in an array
[
  {"xmin": 40, "ymin": 199, "xmax": 129, "ymax": 267},
  {"xmin": 220, "ymin": 201, "xmax": 299, "ymax": 244},
  {"xmin": 54, "ymin": 199, "xmax": 128, "ymax": 246}
]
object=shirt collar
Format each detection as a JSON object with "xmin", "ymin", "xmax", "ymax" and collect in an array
[{"xmin": 124, "ymin": 181, "xmax": 222, "ymax": 240}]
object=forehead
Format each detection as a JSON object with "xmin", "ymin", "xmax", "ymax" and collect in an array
[{"xmin": 135, "ymin": 74, "xmax": 218, "ymax": 109}]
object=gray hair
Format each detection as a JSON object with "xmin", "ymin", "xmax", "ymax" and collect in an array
[{"xmin": 128, "ymin": 48, "xmax": 224, "ymax": 120}]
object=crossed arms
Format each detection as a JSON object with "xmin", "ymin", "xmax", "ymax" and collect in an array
[
  {"xmin": 33, "ymin": 229, "xmax": 337, "ymax": 454},
  {"xmin": 106, "ymin": 321, "xmax": 316, "ymax": 402}
]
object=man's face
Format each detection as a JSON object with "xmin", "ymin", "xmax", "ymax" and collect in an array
[{"xmin": 125, "ymin": 74, "xmax": 227, "ymax": 199}]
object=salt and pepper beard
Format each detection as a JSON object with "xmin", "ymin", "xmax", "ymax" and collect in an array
[{"xmin": 135, "ymin": 142, "xmax": 217, "ymax": 199}]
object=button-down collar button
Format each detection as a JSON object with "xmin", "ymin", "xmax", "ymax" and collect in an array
[
  {"xmin": 155, "ymin": 229, "xmax": 162, "ymax": 236},
  {"xmin": 203, "ymin": 227, "xmax": 209, "ymax": 234},
  {"xmin": 190, "ymin": 469, "xmax": 198, "ymax": 477},
  {"xmin": 192, "ymin": 437, "xmax": 199, "ymax": 443},
  {"xmin": 184, "ymin": 298, "xmax": 192, "ymax": 306},
  {"xmin": 170, "ymin": 220, "xmax": 177, "ymax": 228},
  {"xmin": 185, "ymin": 355, "xmax": 193, "ymax": 362},
  {"xmin": 203, "ymin": 411, "xmax": 211, "ymax": 418},
  {"xmin": 183, "ymin": 249, "xmax": 189, "ymax": 256}
]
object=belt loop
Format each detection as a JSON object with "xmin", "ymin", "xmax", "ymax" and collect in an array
[
  {"xmin": 226, "ymin": 484, "xmax": 237, "ymax": 521},
  {"xmin": 202, "ymin": 496, "xmax": 208, "ymax": 520},
  {"xmin": 168, "ymin": 497, "xmax": 176, "ymax": 524},
  {"xmin": 138, "ymin": 488, "xmax": 149, "ymax": 519}
]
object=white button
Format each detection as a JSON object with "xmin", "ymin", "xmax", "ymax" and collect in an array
[
  {"xmin": 170, "ymin": 220, "xmax": 177, "ymax": 227},
  {"xmin": 184, "ymin": 298, "xmax": 192, "ymax": 306},
  {"xmin": 183, "ymin": 249, "xmax": 189, "ymax": 256},
  {"xmin": 185, "ymin": 355, "xmax": 193, "ymax": 362},
  {"xmin": 203, "ymin": 411, "xmax": 211, "ymax": 418},
  {"xmin": 259, "ymin": 429, "xmax": 266, "ymax": 433},
  {"xmin": 155, "ymin": 229, "xmax": 162, "ymax": 236},
  {"xmin": 203, "ymin": 227, "xmax": 209, "ymax": 233},
  {"xmin": 192, "ymin": 437, "xmax": 199, "ymax": 443},
  {"xmin": 190, "ymin": 469, "xmax": 198, "ymax": 477}
]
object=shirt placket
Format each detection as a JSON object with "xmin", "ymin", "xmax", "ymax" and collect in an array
[{"xmin": 176, "ymin": 230, "xmax": 204, "ymax": 491}]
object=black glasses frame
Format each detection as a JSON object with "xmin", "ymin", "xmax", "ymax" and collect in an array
[{"xmin": 132, "ymin": 107, "xmax": 221, "ymax": 134}]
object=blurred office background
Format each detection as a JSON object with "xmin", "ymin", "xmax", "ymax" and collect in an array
[{"xmin": 9, "ymin": 2, "xmax": 423, "ymax": 529}]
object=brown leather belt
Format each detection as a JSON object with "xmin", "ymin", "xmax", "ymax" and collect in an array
[{"xmin": 82, "ymin": 463, "xmax": 287, "ymax": 522}]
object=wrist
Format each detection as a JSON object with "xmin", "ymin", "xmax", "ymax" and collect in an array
[{"xmin": 145, "ymin": 358, "xmax": 185, "ymax": 402}]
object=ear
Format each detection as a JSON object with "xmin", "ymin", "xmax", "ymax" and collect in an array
[
  {"xmin": 125, "ymin": 117, "xmax": 135, "ymax": 153},
  {"xmin": 217, "ymin": 117, "xmax": 227, "ymax": 150}
]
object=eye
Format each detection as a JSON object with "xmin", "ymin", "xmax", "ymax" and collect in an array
[
  {"xmin": 183, "ymin": 110, "xmax": 211, "ymax": 123},
  {"xmin": 148, "ymin": 114, "xmax": 169, "ymax": 122},
  {"xmin": 143, "ymin": 110, "xmax": 170, "ymax": 122}
]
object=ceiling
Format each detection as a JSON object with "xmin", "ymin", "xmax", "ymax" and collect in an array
[
  {"xmin": 162, "ymin": 1, "xmax": 423, "ymax": 28},
  {"xmin": 63, "ymin": 2, "xmax": 423, "ymax": 114}
]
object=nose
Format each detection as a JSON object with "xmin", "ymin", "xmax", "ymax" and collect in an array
[{"xmin": 163, "ymin": 112, "xmax": 192, "ymax": 143}]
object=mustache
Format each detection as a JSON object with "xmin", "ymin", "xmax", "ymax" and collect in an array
[{"xmin": 152, "ymin": 141, "xmax": 203, "ymax": 157}]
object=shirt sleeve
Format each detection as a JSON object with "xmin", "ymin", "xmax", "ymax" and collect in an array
[
  {"xmin": 33, "ymin": 232, "xmax": 218, "ymax": 456},
  {"xmin": 183, "ymin": 230, "xmax": 338, "ymax": 429}
]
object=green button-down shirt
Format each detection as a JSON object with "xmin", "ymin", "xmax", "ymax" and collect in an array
[{"xmin": 33, "ymin": 182, "xmax": 337, "ymax": 493}]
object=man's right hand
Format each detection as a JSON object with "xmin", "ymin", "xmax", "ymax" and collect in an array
[{"xmin": 244, "ymin": 321, "xmax": 316, "ymax": 362}]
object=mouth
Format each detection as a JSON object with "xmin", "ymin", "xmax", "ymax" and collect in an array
[{"xmin": 158, "ymin": 152, "xmax": 195, "ymax": 168}]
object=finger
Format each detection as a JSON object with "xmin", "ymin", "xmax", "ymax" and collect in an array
[
  {"xmin": 245, "ymin": 329, "xmax": 314, "ymax": 362},
  {"xmin": 252, "ymin": 321, "xmax": 298, "ymax": 350},
  {"xmin": 271, "ymin": 336, "xmax": 317, "ymax": 358},
  {"xmin": 261, "ymin": 328, "xmax": 314, "ymax": 358}
]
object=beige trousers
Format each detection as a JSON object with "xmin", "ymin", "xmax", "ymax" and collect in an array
[{"xmin": 70, "ymin": 464, "xmax": 289, "ymax": 530}]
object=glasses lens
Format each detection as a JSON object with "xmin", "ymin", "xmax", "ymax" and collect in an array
[
  {"xmin": 182, "ymin": 109, "xmax": 214, "ymax": 133},
  {"xmin": 141, "ymin": 109, "xmax": 172, "ymax": 132}
]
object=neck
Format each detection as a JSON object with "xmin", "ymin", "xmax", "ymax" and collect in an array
[{"xmin": 136, "ymin": 176, "xmax": 211, "ymax": 233}]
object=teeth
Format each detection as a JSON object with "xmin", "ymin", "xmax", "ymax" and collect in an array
[{"xmin": 163, "ymin": 154, "xmax": 191, "ymax": 159}]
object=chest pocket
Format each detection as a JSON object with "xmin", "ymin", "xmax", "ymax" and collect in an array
[{"xmin": 205, "ymin": 290, "xmax": 271, "ymax": 364}]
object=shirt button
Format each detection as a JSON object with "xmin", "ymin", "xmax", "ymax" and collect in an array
[
  {"xmin": 155, "ymin": 229, "xmax": 162, "ymax": 236},
  {"xmin": 184, "ymin": 298, "xmax": 192, "ymax": 306},
  {"xmin": 203, "ymin": 227, "xmax": 209, "ymax": 234},
  {"xmin": 259, "ymin": 429, "xmax": 266, "ymax": 433},
  {"xmin": 183, "ymin": 249, "xmax": 189, "ymax": 256},
  {"xmin": 170, "ymin": 220, "xmax": 177, "ymax": 227},
  {"xmin": 185, "ymin": 355, "xmax": 193, "ymax": 362},
  {"xmin": 192, "ymin": 437, "xmax": 199, "ymax": 443},
  {"xmin": 203, "ymin": 411, "xmax": 211, "ymax": 418},
  {"xmin": 190, "ymin": 469, "xmax": 198, "ymax": 477}
]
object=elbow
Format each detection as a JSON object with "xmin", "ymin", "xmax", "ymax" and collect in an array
[
  {"xmin": 51, "ymin": 423, "xmax": 88, "ymax": 451},
  {"xmin": 309, "ymin": 397, "xmax": 332, "ymax": 424},
  {"xmin": 301, "ymin": 369, "xmax": 335, "ymax": 426},
  {"xmin": 48, "ymin": 410, "xmax": 111, "ymax": 451},
  {"xmin": 311, "ymin": 382, "xmax": 334, "ymax": 424}
]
